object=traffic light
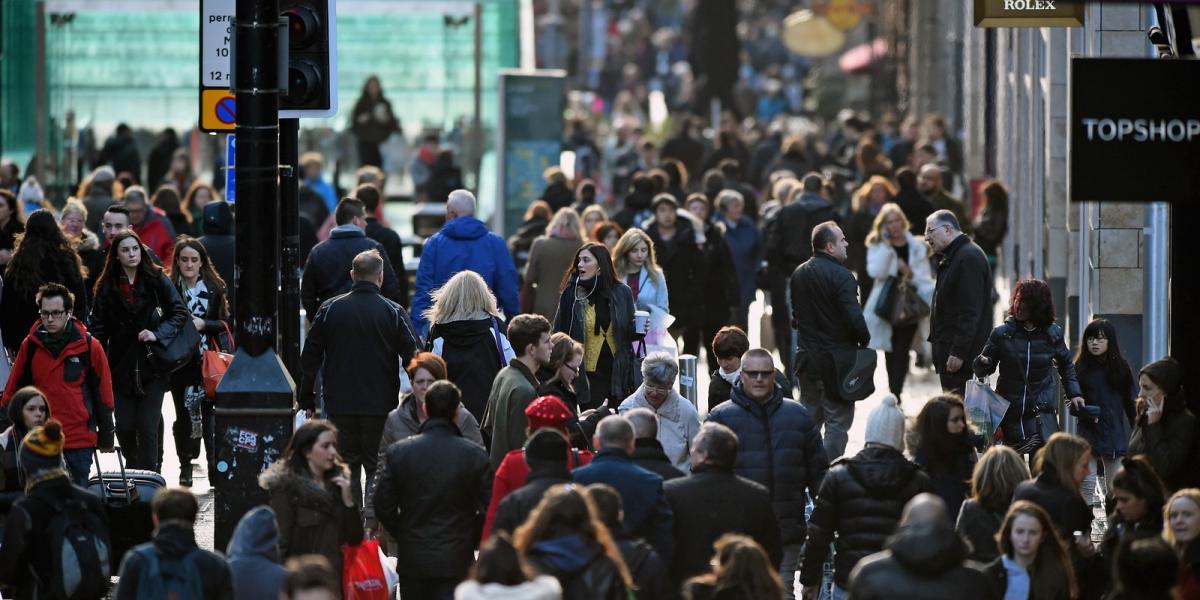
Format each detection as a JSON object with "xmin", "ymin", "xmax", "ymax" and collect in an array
[{"xmin": 280, "ymin": 0, "xmax": 337, "ymax": 117}]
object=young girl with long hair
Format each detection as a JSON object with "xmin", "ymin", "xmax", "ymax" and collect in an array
[
  {"xmin": 90, "ymin": 230, "xmax": 190, "ymax": 471},
  {"xmin": 514, "ymin": 483, "xmax": 632, "ymax": 599},
  {"xmin": 554, "ymin": 243, "xmax": 636, "ymax": 410},
  {"xmin": 683, "ymin": 534, "xmax": 784, "ymax": 600},
  {"xmin": 1100, "ymin": 456, "xmax": 1167, "ymax": 574},
  {"xmin": 612, "ymin": 228, "xmax": 670, "ymax": 354},
  {"xmin": 984, "ymin": 500, "xmax": 1078, "ymax": 600},
  {"xmin": 912, "ymin": 394, "xmax": 977, "ymax": 522},
  {"xmin": 166, "ymin": 237, "xmax": 230, "ymax": 486},
  {"xmin": 1073, "ymin": 318, "xmax": 1137, "ymax": 508}
]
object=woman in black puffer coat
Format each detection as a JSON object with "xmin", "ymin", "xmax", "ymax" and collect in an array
[
  {"xmin": 645, "ymin": 194, "xmax": 704, "ymax": 357},
  {"xmin": 973, "ymin": 279, "xmax": 1083, "ymax": 453}
]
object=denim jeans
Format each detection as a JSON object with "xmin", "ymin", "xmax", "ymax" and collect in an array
[
  {"xmin": 800, "ymin": 378, "xmax": 853, "ymax": 461},
  {"xmin": 63, "ymin": 448, "xmax": 94, "ymax": 487}
]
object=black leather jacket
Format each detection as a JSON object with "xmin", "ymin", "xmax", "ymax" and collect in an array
[
  {"xmin": 973, "ymin": 318, "xmax": 1082, "ymax": 446},
  {"xmin": 789, "ymin": 252, "xmax": 870, "ymax": 380}
]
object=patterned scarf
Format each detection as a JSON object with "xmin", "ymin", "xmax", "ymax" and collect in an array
[{"xmin": 181, "ymin": 280, "xmax": 211, "ymax": 438}]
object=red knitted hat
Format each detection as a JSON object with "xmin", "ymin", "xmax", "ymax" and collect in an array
[{"xmin": 525, "ymin": 395, "xmax": 574, "ymax": 432}]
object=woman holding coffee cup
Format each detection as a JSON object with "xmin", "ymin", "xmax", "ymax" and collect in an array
[
  {"xmin": 553, "ymin": 242, "xmax": 637, "ymax": 410},
  {"xmin": 612, "ymin": 228, "xmax": 671, "ymax": 354}
]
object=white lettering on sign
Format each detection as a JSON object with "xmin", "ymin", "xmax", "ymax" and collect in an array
[
  {"xmin": 1081, "ymin": 118, "xmax": 1200, "ymax": 143},
  {"xmin": 1003, "ymin": 0, "xmax": 1057, "ymax": 9},
  {"xmin": 201, "ymin": 0, "xmax": 235, "ymax": 87}
]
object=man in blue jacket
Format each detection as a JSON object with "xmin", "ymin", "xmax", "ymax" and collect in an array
[
  {"xmin": 706, "ymin": 348, "xmax": 829, "ymax": 600},
  {"xmin": 411, "ymin": 189, "xmax": 519, "ymax": 336},
  {"xmin": 573, "ymin": 415, "xmax": 674, "ymax": 565}
]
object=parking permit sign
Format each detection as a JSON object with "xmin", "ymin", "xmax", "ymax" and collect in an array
[{"xmin": 200, "ymin": 0, "xmax": 235, "ymax": 132}]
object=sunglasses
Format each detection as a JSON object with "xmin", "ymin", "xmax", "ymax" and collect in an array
[{"xmin": 743, "ymin": 370, "xmax": 774, "ymax": 381}]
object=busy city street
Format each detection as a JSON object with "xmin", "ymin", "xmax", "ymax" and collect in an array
[{"xmin": 1, "ymin": 1, "xmax": 1197, "ymax": 599}]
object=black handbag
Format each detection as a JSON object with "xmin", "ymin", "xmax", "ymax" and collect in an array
[
  {"xmin": 829, "ymin": 348, "xmax": 878, "ymax": 402},
  {"xmin": 889, "ymin": 279, "xmax": 930, "ymax": 327},
  {"xmin": 873, "ymin": 276, "xmax": 900, "ymax": 319},
  {"xmin": 145, "ymin": 280, "xmax": 200, "ymax": 374}
]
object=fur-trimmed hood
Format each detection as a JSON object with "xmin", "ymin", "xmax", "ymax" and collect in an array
[{"xmin": 258, "ymin": 461, "xmax": 336, "ymax": 509}]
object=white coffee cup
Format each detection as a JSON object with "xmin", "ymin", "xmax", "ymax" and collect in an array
[{"xmin": 634, "ymin": 310, "xmax": 650, "ymax": 334}]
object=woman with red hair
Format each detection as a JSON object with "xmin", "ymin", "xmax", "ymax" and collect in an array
[{"xmin": 973, "ymin": 279, "xmax": 1084, "ymax": 454}]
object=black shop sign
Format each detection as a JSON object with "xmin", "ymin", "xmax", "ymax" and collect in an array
[{"xmin": 1070, "ymin": 58, "xmax": 1200, "ymax": 203}]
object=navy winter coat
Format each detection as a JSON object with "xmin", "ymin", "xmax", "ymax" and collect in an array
[
  {"xmin": 1074, "ymin": 361, "xmax": 1136, "ymax": 457},
  {"xmin": 973, "ymin": 318, "xmax": 1082, "ymax": 447},
  {"xmin": 706, "ymin": 382, "xmax": 829, "ymax": 545},
  {"xmin": 301, "ymin": 224, "xmax": 405, "ymax": 320},
  {"xmin": 572, "ymin": 449, "xmax": 675, "ymax": 564}
]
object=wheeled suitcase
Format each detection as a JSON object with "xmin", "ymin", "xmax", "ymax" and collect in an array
[{"xmin": 87, "ymin": 447, "xmax": 165, "ymax": 567}]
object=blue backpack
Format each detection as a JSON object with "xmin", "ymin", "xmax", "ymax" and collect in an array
[{"xmin": 130, "ymin": 544, "xmax": 203, "ymax": 600}]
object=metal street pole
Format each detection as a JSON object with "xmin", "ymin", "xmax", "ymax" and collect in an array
[
  {"xmin": 213, "ymin": 0, "xmax": 296, "ymax": 552},
  {"xmin": 280, "ymin": 117, "xmax": 301, "ymax": 380}
]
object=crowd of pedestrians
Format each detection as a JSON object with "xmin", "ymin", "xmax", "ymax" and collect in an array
[{"xmin": 1, "ymin": 102, "xmax": 1198, "ymax": 600}]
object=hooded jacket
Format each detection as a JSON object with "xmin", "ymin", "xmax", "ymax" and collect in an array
[
  {"xmin": 618, "ymin": 385, "xmax": 702, "ymax": 473},
  {"xmin": 526, "ymin": 535, "xmax": 629, "ymax": 600},
  {"xmin": 3, "ymin": 319, "xmax": 114, "ymax": 450},
  {"xmin": 114, "ymin": 522, "xmax": 234, "ymax": 600},
  {"xmin": 198, "ymin": 201, "xmax": 236, "ymax": 310},
  {"xmin": 973, "ymin": 318, "xmax": 1083, "ymax": 447},
  {"xmin": 226, "ymin": 506, "xmax": 287, "ymax": 600},
  {"xmin": 429, "ymin": 316, "xmax": 515, "ymax": 420},
  {"xmin": 411, "ymin": 216, "xmax": 520, "ymax": 335},
  {"xmin": 301, "ymin": 224, "xmax": 405, "ymax": 320},
  {"xmin": 373, "ymin": 418, "xmax": 491, "ymax": 579},
  {"xmin": 847, "ymin": 521, "xmax": 997, "ymax": 600},
  {"xmin": 258, "ymin": 462, "xmax": 364, "ymax": 577},
  {"xmin": 800, "ymin": 445, "xmax": 932, "ymax": 588},
  {"xmin": 706, "ymin": 382, "xmax": 829, "ymax": 545}
]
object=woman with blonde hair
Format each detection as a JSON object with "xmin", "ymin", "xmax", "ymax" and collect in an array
[
  {"xmin": 538, "ymin": 332, "xmax": 586, "ymax": 416},
  {"xmin": 1013, "ymin": 433, "xmax": 1098, "ymax": 574},
  {"xmin": 523, "ymin": 208, "xmax": 585, "ymax": 320},
  {"xmin": 58, "ymin": 198, "xmax": 105, "ymax": 289},
  {"xmin": 956, "ymin": 445, "xmax": 1031, "ymax": 562},
  {"xmin": 581, "ymin": 205, "xmax": 608, "ymax": 242},
  {"xmin": 1164, "ymin": 488, "xmax": 1200, "ymax": 595},
  {"xmin": 983, "ymin": 500, "xmax": 1078, "ymax": 600},
  {"xmin": 612, "ymin": 228, "xmax": 670, "ymax": 351},
  {"xmin": 863, "ymin": 202, "xmax": 934, "ymax": 397},
  {"xmin": 515, "ymin": 484, "xmax": 632, "ymax": 599},
  {"xmin": 846, "ymin": 175, "xmax": 898, "ymax": 303},
  {"xmin": 423, "ymin": 270, "xmax": 515, "ymax": 420}
]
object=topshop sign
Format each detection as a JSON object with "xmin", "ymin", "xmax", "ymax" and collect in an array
[{"xmin": 1070, "ymin": 58, "xmax": 1200, "ymax": 203}]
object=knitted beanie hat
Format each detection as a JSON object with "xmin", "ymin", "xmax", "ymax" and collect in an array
[
  {"xmin": 19, "ymin": 419, "xmax": 65, "ymax": 476},
  {"xmin": 864, "ymin": 395, "xmax": 906, "ymax": 452},
  {"xmin": 524, "ymin": 428, "xmax": 569, "ymax": 463}
]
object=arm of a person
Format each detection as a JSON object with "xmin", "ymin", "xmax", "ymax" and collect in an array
[
  {"xmin": 865, "ymin": 242, "xmax": 895, "ymax": 280},
  {"xmin": 837, "ymin": 270, "xmax": 870, "ymax": 347},
  {"xmin": 92, "ymin": 337, "xmax": 117, "ymax": 447},
  {"xmin": 2, "ymin": 339, "xmax": 32, "ymax": 405},
  {"xmin": 372, "ymin": 450, "xmax": 402, "ymax": 539},
  {"xmin": 798, "ymin": 474, "xmax": 838, "ymax": 586},
  {"xmin": 378, "ymin": 247, "xmax": 405, "ymax": 308},
  {"xmin": 300, "ymin": 253, "xmax": 318, "ymax": 321},
  {"xmin": 950, "ymin": 259, "xmax": 990, "ymax": 359},
  {"xmin": 298, "ymin": 305, "xmax": 329, "ymax": 411},
  {"xmin": 151, "ymin": 274, "xmax": 189, "ymax": 341},
  {"xmin": 410, "ymin": 240, "xmax": 437, "ymax": 335},
  {"xmin": 1053, "ymin": 332, "xmax": 1084, "ymax": 398},
  {"xmin": 912, "ymin": 244, "xmax": 936, "ymax": 304},
  {"xmin": 1141, "ymin": 416, "xmax": 1194, "ymax": 482},
  {"xmin": 268, "ymin": 492, "xmax": 295, "ymax": 559},
  {"xmin": 972, "ymin": 327, "xmax": 1003, "ymax": 378},
  {"xmin": 504, "ymin": 390, "xmax": 533, "ymax": 455},
  {"xmin": 481, "ymin": 455, "xmax": 518, "ymax": 542},
  {"xmin": 755, "ymin": 494, "xmax": 783, "ymax": 568},
  {"xmin": 494, "ymin": 237, "xmax": 521, "ymax": 320},
  {"xmin": 339, "ymin": 493, "xmax": 365, "ymax": 547}
]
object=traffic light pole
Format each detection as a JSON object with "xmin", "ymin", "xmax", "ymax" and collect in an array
[
  {"xmin": 279, "ymin": 117, "xmax": 301, "ymax": 380},
  {"xmin": 213, "ymin": 0, "xmax": 296, "ymax": 552}
]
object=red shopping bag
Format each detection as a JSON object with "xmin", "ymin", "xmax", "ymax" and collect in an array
[{"xmin": 343, "ymin": 540, "xmax": 390, "ymax": 600}]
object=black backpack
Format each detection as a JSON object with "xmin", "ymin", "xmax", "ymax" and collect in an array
[{"xmin": 45, "ymin": 494, "xmax": 112, "ymax": 600}]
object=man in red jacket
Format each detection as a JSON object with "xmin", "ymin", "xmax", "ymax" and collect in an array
[
  {"xmin": 2, "ymin": 283, "xmax": 115, "ymax": 485},
  {"xmin": 123, "ymin": 185, "xmax": 175, "ymax": 264}
]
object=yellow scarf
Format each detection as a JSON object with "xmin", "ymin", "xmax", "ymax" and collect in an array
[{"xmin": 583, "ymin": 303, "xmax": 617, "ymax": 372}]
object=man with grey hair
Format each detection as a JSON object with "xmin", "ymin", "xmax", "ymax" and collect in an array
[
  {"xmin": 123, "ymin": 185, "xmax": 176, "ymax": 261},
  {"xmin": 847, "ymin": 493, "xmax": 993, "ymax": 600},
  {"xmin": 573, "ymin": 415, "xmax": 675, "ymax": 563},
  {"xmin": 624, "ymin": 408, "xmax": 685, "ymax": 481},
  {"xmin": 665, "ymin": 422, "xmax": 781, "ymax": 583},
  {"xmin": 300, "ymin": 248, "xmax": 420, "ymax": 506},
  {"xmin": 924, "ymin": 209, "xmax": 991, "ymax": 395},
  {"xmin": 410, "ymin": 189, "xmax": 519, "ymax": 336},
  {"xmin": 618, "ymin": 351, "xmax": 701, "ymax": 473}
]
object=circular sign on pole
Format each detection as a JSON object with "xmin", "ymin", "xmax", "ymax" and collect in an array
[
  {"xmin": 216, "ymin": 97, "xmax": 236, "ymax": 125},
  {"xmin": 782, "ymin": 10, "xmax": 846, "ymax": 58}
]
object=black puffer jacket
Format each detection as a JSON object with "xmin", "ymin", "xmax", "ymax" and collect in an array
[
  {"xmin": 705, "ymin": 382, "xmax": 828, "ymax": 545},
  {"xmin": 91, "ymin": 270, "xmax": 191, "ymax": 393},
  {"xmin": 848, "ymin": 521, "xmax": 998, "ymax": 600},
  {"xmin": 646, "ymin": 217, "xmax": 704, "ymax": 324},
  {"xmin": 790, "ymin": 252, "xmax": 870, "ymax": 386},
  {"xmin": 929, "ymin": 234, "xmax": 992, "ymax": 372},
  {"xmin": 373, "ymin": 418, "xmax": 491, "ymax": 579},
  {"xmin": 800, "ymin": 445, "xmax": 932, "ymax": 588},
  {"xmin": 429, "ymin": 317, "xmax": 508, "ymax": 421},
  {"xmin": 973, "ymin": 318, "xmax": 1082, "ymax": 447}
]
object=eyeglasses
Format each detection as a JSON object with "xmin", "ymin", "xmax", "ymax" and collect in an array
[
  {"xmin": 644, "ymin": 384, "xmax": 671, "ymax": 396},
  {"xmin": 563, "ymin": 363, "xmax": 581, "ymax": 375},
  {"xmin": 924, "ymin": 224, "xmax": 946, "ymax": 236},
  {"xmin": 743, "ymin": 370, "xmax": 774, "ymax": 381},
  {"xmin": 39, "ymin": 310, "xmax": 68, "ymax": 320}
]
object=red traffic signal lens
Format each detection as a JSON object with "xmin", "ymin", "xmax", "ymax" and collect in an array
[{"xmin": 283, "ymin": 5, "xmax": 320, "ymax": 48}]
